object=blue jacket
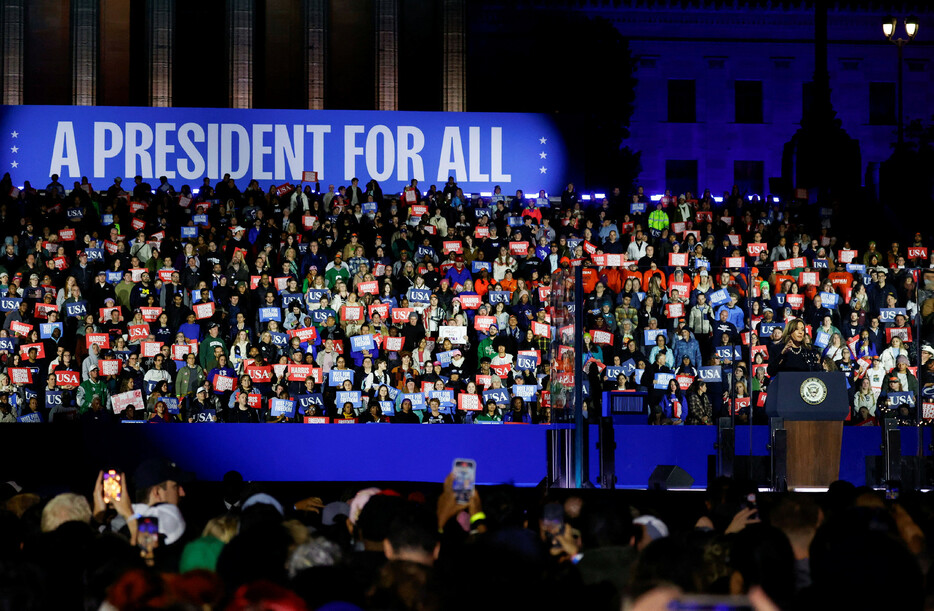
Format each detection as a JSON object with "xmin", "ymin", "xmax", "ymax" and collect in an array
[
  {"xmin": 445, "ymin": 266, "xmax": 473, "ymax": 288},
  {"xmin": 716, "ymin": 304, "xmax": 745, "ymax": 331},
  {"xmin": 672, "ymin": 332, "xmax": 702, "ymax": 369}
]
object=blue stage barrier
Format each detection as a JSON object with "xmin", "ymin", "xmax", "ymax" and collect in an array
[{"xmin": 2, "ymin": 424, "xmax": 927, "ymax": 488}]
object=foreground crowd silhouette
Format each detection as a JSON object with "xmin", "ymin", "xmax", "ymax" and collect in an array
[
  {"xmin": 0, "ymin": 170, "xmax": 931, "ymax": 425},
  {"xmin": 0, "ymin": 457, "xmax": 929, "ymax": 610}
]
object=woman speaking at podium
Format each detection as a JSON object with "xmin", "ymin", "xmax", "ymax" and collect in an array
[{"xmin": 767, "ymin": 318, "xmax": 822, "ymax": 377}]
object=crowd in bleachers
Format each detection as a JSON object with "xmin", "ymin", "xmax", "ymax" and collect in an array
[{"xmin": 0, "ymin": 169, "xmax": 931, "ymax": 425}]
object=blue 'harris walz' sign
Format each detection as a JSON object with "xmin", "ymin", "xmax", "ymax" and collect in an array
[{"xmin": 0, "ymin": 106, "xmax": 568, "ymax": 194}]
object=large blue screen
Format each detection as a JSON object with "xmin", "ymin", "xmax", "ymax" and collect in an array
[{"xmin": 0, "ymin": 106, "xmax": 567, "ymax": 195}]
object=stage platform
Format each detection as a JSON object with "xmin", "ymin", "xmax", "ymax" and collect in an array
[{"xmin": 5, "ymin": 424, "xmax": 931, "ymax": 491}]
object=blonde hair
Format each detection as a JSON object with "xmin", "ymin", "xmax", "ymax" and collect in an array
[
  {"xmin": 201, "ymin": 514, "xmax": 239, "ymax": 543},
  {"xmin": 41, "ymin": 493, "xmax": 91, "ymax": 533}
]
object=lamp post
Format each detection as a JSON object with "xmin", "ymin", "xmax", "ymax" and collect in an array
[{"xmin": 882, "ymin": 15, "xmax": 919, "ymax": 149}]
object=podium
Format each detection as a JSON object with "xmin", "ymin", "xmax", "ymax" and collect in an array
[{"xmin": 764, "ymin": 372, "xmax": 849, "ymax": 489}]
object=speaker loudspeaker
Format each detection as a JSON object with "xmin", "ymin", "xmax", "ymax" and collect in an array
[{"xmin": 648, "ymin": 465, "xmax": 695, "ymax": 490}]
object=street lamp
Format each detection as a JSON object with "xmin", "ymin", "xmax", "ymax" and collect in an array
[{"xmin": 882, "ymin": 16, "xmax": 920, "ymax": 148}]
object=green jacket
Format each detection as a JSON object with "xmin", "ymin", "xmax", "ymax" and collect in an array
[
  {"xmin": 199, "ymin": 336, "xmax": 228, "ymax": 371},
  {"xmin": 175, "ymin": 365, "xmax": 206, "ymax": 398},
  {"xmin": 77, "ymin": 379, "xmax": 109, "ymax": 413}
]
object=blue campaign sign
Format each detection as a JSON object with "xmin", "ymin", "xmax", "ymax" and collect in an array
[
  {"xmin": 715, "ymin": 346, "xmax": 742, "ymax": 360},
  {"xmin": 428, "ymin": 389, "xmax": 455, "ymax": 406},
  {"xmin": 404, "ymin": 392, "xmax": 427, "ymax": 410},
  {"xmin": 880, "ymin": 308, "xmax": 907, "ymax": 323},
  {"xmin": 813, "ymin": 259, "xmax": 829, "ymax": 269},
  {"xmin": 0, "ymin": 297, "xmax": 21, "ymax": 312},
  {"xmin": 65, "ymin": 300, "xmax": 88, "ymax": 318},
  {"xmin": 621, "ymin": 359, "xmax": 637, "ymax": 376},
  {"xmin": 488, "ymin": 291, "xmax": 510, "ymax": 304},
  {"xmin": 40, "ymin": 322, "xmax": 63, "ymax": 339},
  {"xmin": 516, "ymin": 354, "xmax": 537, "ymax": 371},
  {"xmin": 630, "ymin": 202, "xmax": 646, "ymax": 214},
  {"xmin": 0, "ymin": 105, "xmax": 567, "ymax": 194},
  {"xmin": 193, "ymin": 214, "xmax": 209, "ymax": 225},
  {"xmin": 819, "ymin": 292, "xmax": 839, "ymax": 308},
  {"xmin": 483, "ymin": 387, "xmax": 510, "ymax": 405},
  {"xmin": 281, "ymin": 293, "xmax": 304, "ymax": 308},
  {"xmin": 17, "ymin": 413, "xmax": 41, "ymax": 423},
  {"xmin": 759, "ymin": 321, "xmax": 784, "ymax": 336},
  {"xmin": 653, "ymin": 373, "xmax": 675, "ymax": 390},
  {"xmin": 512, "ymin": 385, "xmax": 537, "ymax": 401},
  {"xmin": 0, "ymin": 337, "xmax": 15, "ymax": 352},
  {"xmin": 296, "ymin": 393, "xmax": 324, "ymax": 411},
  {"xmin": 605, "ymin": 366, "xmax": 625, "ymax": 381},
  {"xmin": 269, "ymin": 398, "xmax": 297, "ymax": 418},
  {"xmin": 350, "ymin": 334, "xmax": 376, "ymax": 352},
  {"xmin": 306, "ymin": 289, "xmax": 330, "ymax": 303},
  {"xmin": 416, "ymin": 246, "xmax": 435, "ymax": 259},
  {"xmin": 386, "ymin": 385, "xmax": 400, "ymax": 400},
  {"xmin": 180, "ymin": 226, "xmax": 199, "ymax": 238},
  {"xmin": 193, "ymin": 410, "xmax": 216, "ymax": 422},
  {"xmin": 846, "ymin": 263, "xmax": 866, "ymax": 273},
  {"xmin": 270, "ymin": 332, "xmax": 288, "ymax": 347},
  {"xmin": 698, "ymin": 366, "xmax": 722, "ymax": 382},
  {"xmin": 106, "ymin": 271, "xmax": 122, "ymax": 284},
  {"xmin": 163, "ymin": 397, "xmax": 180, "ymax": 415},
  {"xmin": 362, "ymin": 202, "xmax": 378, "ymax": 214},
  {"xmin": 259, "ymin": 307, "xmax": 281, "ymax": 322},
  {"xmin": 66, "ymin": 207, "xmax": 84, "ymax": 219},
  {"xmin": 474, "ymin": 208, "xmax": 491, "ymax": 218},
  {"xmin": 507, "ymin": 215, "xmax": 523, "ymax": 227},
  {"xmin": 379, "ymin": 400, "xmax": 395, "ymax": 415},
  {"xmin": 407, "ymin": 288, "xmax": 431, "ymax": 304},
  {"xmin": 101, "ymin": 215, "xmax": 114, "ymax": 226},
  {"xmin": 336, "ymin": 390, "xmax": 362, "ymax": 408},
  {"xmin": 329, "ymin": 369, "xmax": 354, "ymax": 386},
  {"xmin": 45, "ymin": 390, "xmax": 63, "ymax": 406},
  {"xmin": 472, "ymin": 261, "xmax": 492, "ymax": 274},
  {"xmin": 85, "ymin": 248, "xmax": 105, "ymax": 261},
  {"xmin": 813, "ymin": 331, "xmax": 830, "ymax": 349},
  {"xmin": 311, "ymin": 309, "xmax": 330, "ymax": 324},
  {"xmin": 709, "ymin": 288, "xmax": 730, "ymax": 307},
  {"xmin": 887, "ymin": 392, "xmax": 915, "ymax": 407},
  {"xmin": 437, "ymin": 350, "xmax": 456, "ymax": 365},
  {"xmin": 644, "ymin": 329, "xmax": 667, "ymax": 346}
]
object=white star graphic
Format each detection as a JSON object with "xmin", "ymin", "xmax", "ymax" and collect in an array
[
  {"xmin": 539, "ymin": 137, "xmax": 547, "ymax": 145},
  {"xmin": 10, "ymin": 161, "xmax": 18, "ymax": 168},
  {"xmin": 10, "ymin": 131, "xmax": 17, "ymax": 138},
  {"xmin": 539, "ymin": 151, "xmax": 547, "ymax": 159},
  {"xmin": 10, "ymin": 146, "xmax": 17, "ymax": 154},
  {"xmin": 539, "ymin": 166, "xmax": 547, "ymax": 174}
]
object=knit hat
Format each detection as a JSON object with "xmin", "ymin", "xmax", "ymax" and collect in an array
[{"xmin": 179, "ymin": 535, "xmax": 225, "ymax": 573}]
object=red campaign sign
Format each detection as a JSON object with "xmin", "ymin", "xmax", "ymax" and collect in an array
[
  {"xmin": 924, "ymin": 403, "xmax": 934, "ymax": 420},
  {"xmin": 19, "ymin": 342, "xmax": 45, "ymax": 359},
  {"xmin": 459, "ymin": 294, "xmax": 482, "ymax": 309},
  {"xmin": 130, "ymin": 268, "xmax": 146, "ymax": 282},
  {"xmin": 591, "ymin": 329, "xmax": 613, "ymax": 345},
  {"xmin": 725, "ymin": 257, "xmax": 744, "ymax": 269},
  {"xmin": 458, "ymin": 393, "xmax": 482, "ymax": 411},
  {"xmin": 721, "ymin": 216, "xmax": 734, "ymax": 226},
  {"xmin": 747, "ymin": 243, "xmax": 767, "ymax": 257},
  {"xmin": 99, "ymin": 307, "xmax": 120, "ymax": 321},
  {"xmin": 302, "ymin": 170, "xmax": 318, "ymax": 182},
  {"xmin": 246, "ymin": 365, "xmax": 272, "ymax": 383},
  {"xmin": 785, "ymin": 294, "xmax": 804, "ymax": 310},
  {"xmin": 731, "ymin": 397, "xmax": 751, "ymax": 415},
  {"xmin": 288, "ymin": 327, "xmax": 318, "ymax": 343},
  {"xmin": 474, "ymin": 226, "xmax": 490, "ymax": 238},
  {"xmin": 750, "ymin": 344, "xmax": 768, "ymax": 361},
  {"xmin": 726, "ymin": 234, "xmax": 741, "ymax": 246},
  {"xmin": 141, "ymin": 341, "xmax": 163, "ymax": 357},
  {"xmin": 475, "ymin": 374, "xmax": 492, "ymax": 389},
  {"xmin": 581, "ymin": 241, "xmax": 597, "ymax": 255},
  {"xmin": 491, "ymin": 363, "xmax": 512, "ymax": 377},
  {"xmin": 34, "ymin": 303, "xmax": 58, "ymax": 319},
  {"xmin": 774, "ymin": 259, "xmax": 794, "ymax": 272},
  {"xmin": 509, "ymin": 241, "xmax": 530, "ymax": 256},
  {"xmin": 209, "ymin": 374, "xmax": 234, "ymax": 392},
  {"xmin": 273, "ymin": 277, "xmax": 289, "ymax": 292},
  {"xmin": 531, "ymin": 321, "xmax": 552, "ymax": 338},
  {"xmin": 696, "ymin": 211, "xmax": 713, "ymax": 223},
  {"xmin": 410, "ymin": 204, "xmax": 429, "ymax": 217},
  {"xmin": 838, "ymin": 249, "xmax": 857, "ymax": 264},
  {"xmin": 250, "ymin": 276, "xmax": 261, "ymax": 290},
  {"xmin": 131, "ymin": 218, "xmax": 146, "ymax": 231},
  {"xmin": 86, "ymin": 333, "xmax": 111, "ymax": 349},
  {"xmin": 671, "ymin": 222, "xmax": 686, "ymax": 235},
  {"xmin": 391, "ymin": 307, "xmax": 414, "ymax": 324},
  {"xmin": 668, "ymin": 253, "xmax": 688, "ymax": 267},
  {"xmin": 757, "ymin": 392, "xmax": 768, "ymax": 407},
  {"xmin": 302, "ymin": 215, "xmax": 317, "ymax": 230},
  {"xmin": 304, "ymin": 417, "xmax": 331, "ymax": 424},
  {"xmin": 103, "ymin": 240, "xmax": 118, "ymax": 255},
  {"xmin": 158, "ymin": 269, "xmax": 175, "ymax": 283},
  {"xmin": 443, "ymin": 241, "xmax": 463, "ymax": 254},
  {"xmin": 129, "ymin": 201, "xmax": 147, "ymax": 213},
  {"xmin": 287, "ymin": 364, "xmax": 314, "ymax": 382},
  {"xmin": 193, "ymin": 302, "xmax": 215, "ymax": 320},
  {"xmin": 99, "ymin": 359, "xmax": 121, "ymax": 376},
  {"xmin": 368, "ymin": 303, "xmax": 390, "ymax": 320},
  {"xmin": 621, "ymin": 221, "xmax": 635, "ymax": 235},
  {"xmin": 55, "ymin": 370, "xmax": 80, "ymax": 388},
  {"xmin": 909, "ymin": 247, "xmax": 928, "ymax": 260},
  {"xmin": 275, "ymin": 183, "xmax": 293, "ymax": 197},
  {"xmin": 8, "ymin": 321, "xmax": 30, "ymax": 338},
  {"xmin": 247, "ymin": 393, "xmax": 263, "ymax": 409},
  {"xmin": 341, "ymin": 305, "xmax": 364, "ymax": 322},
  {"xmin": 538, "ymin": 286, "xmax": 552, "ymax": 302},
  {"xmin": 8, "ymin": 367, "xmax": 33, "ymax": 385},
  {"xmin": 58, "ymin": 228, "xmax": 76, "ymax": 241},
  {"xmin": 668, "ymin": 281, "xmax": 690, "ymax": 298},
  {"xmin": 171, "ymin": 343, "xmax": 192, "ymax": 360},
  {"xmin": 357, "ymin": 281, "xmax": 379, "ymax": 295},
  {"xmin": 798, "ymin": 271, "xmax": 819, "ymax": 287},
  {"xmin": 384, "ymin": 336, "xmax": 404, "ymax": 351},
  {"xmin": 591, "ymin": 254, "xmax": 607, "ymax": 266},
  {"xmin": 474, "ymin": 315, "xmax": 497, "ymax": 332},
  {"xmin": 128, "ymin": 324, "xmax": 150, "ymax": 341},
  {"xmin": 886, "ymin": 327, "xmax": 912, "ymax": 343},
  {"xmin": 666, "ymin": 303, "xmax": 684, "ymax": 319},
  {"xmin": 332, "ymin": 342, "xmax": 344, "ymax": 354},
  {"xmin": 140, "ymin": 307, "xmax": 163, "ymax": 322},
  {"xmin": 53, "ymin": 256, "xmax": 67, "ymax": 270},
  {"xmin": 676, "ymin": 374, "xmax": 694, "ymax": 391}
]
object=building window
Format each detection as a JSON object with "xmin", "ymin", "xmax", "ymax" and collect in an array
[
  {"xmin": 735, "ymin": 81, "xmax": 763, "ymax": 123},
  {"xmin": 665, "ymin": 160, "xmax": 698, "ymax": 198},
  {"xmin": 734, "ymin": 160, "xmax": 765, "ymax": 197},
  {"xmin": 667, "ymin": 80, "xmax": 696, "ymax": 123},
  {"xmin": 869, "ymin": 82, "xmax": 896, "ymax": 125}
]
